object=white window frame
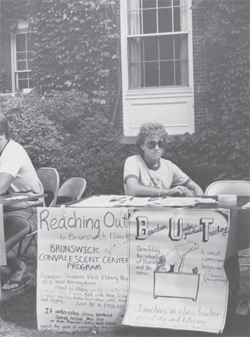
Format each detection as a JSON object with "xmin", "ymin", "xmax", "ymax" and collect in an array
[
  {"xmin": 11, "ymin": 20, "xmax": 33, "ymax": 93},
  {"xmin": 120, "ymin": 0, "xmax": 194, "ymax": 137}
]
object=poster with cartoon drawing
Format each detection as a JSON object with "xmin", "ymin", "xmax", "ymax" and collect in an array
[{"xmin": 122, "ymin": 209, "xmax": 230, "ymax": 334}]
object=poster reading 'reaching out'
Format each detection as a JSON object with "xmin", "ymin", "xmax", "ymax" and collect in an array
[
  {"xmin": 36, "ymin": 207, "xmax": 129, "ymax": 332},
  {"xmin": 122, "ymin": 209, "xmax": 230, "ymax": 334}
]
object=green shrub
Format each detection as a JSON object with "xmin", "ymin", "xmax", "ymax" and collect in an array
[
  {"xmin": 0, "ymin": 91, "xmax": 131, "ymax": 195},
  {"xmin": 0, "ymin": 92, "xmax": 65, "ymax": 168}
]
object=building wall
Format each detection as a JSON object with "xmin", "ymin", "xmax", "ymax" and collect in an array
[
  {"xmin": 192, "ymin": 2, "xmax": 209, "ymax": 130},
  {"xmin": 0, "ymin": 1, "xmax": 209, "ymax": 134}
]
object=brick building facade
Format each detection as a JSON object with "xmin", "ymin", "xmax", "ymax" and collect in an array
[{"xmin": 0, "ymin": 0, "xmax": 209, "ymax": 137}]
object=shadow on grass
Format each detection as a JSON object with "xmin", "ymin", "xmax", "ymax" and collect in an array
[
  {"xmin": 1, "ymin": 286, "xmax": 249, "ymax": 337},
  {"xmin": 113, "ymin": 313, "xmax": 249, "ymax": 337},
  {"xmin": 1, "ymin": 284, "xmax": 37, "ymax": 330},
  {"xmin": 1, "ymin": 254, "xmax": 249, "ymax": 337}
]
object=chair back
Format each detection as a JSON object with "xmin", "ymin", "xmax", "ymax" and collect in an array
[
  {"xmin": 205, "ymin": 180, "xmax": 250, "ymax": 196},
  {"xmin": 57, "ymin": 177, "xmax": 87, "ymax": 204},
  {"xmin": 36, "ymin": 167, "xmax": 60, "ymax": 206}
]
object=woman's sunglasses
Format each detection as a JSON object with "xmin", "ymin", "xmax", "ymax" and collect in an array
[{"xmin": 145, "ymin": 140, "xmax": 165, "ymax": 149}]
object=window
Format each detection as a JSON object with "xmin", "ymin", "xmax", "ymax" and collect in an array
[
  {"xmin": 127, "ymin": 0, "xmax": 189, "ymax": 89},
  {"xmin": 15, "ymin": 33, "xmax": 33, "ymax": 90},
  {"xmin": 11, "ymin": 20, "xmax": 33, "ymax": 92}
]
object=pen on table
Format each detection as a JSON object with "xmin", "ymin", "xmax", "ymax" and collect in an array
[
  {"xmin": 149, "ymin": 197, "xmax": 162, "ymax": 201},
  {"xmin": 110, "ymin": 196, "xmax": 127, "ymax": 202}
]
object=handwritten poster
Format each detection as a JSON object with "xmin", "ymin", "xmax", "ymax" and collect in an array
[
  {"xmin": 123, "ymin": 209, "xmax": 230, "ymax": 334},
  {"xmin": 37, "ymin": 207, "xmax": 129, "ymax": 332}
]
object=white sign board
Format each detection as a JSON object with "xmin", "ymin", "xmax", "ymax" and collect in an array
[
  {"xmin": 37, "ymin": 207, "xmax": 230, "ymax": 334},
  {"xmin": 122, "ymin": 209, "xmax": 230, "ymax": 334},
  {"xmin": 37, "ymin": 207, "xmax": 129, "ymax": 332}
]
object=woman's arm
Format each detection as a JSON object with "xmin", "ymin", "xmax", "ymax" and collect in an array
[
  {"xmin": 184, "ymin": 179, "xmax": 204, "ymax": 196},
  {"xmin": 125, "ymin": 177, "xmax": 185, "ymax": 197}
]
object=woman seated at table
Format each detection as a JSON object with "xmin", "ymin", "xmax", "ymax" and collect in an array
[
  {"xmin": 124, "ymin": 122, "xmax": 204, "ymax": 197},
  {"xmin": 0, "ymin": 113, "xmax": 44, "ymax": 291}
]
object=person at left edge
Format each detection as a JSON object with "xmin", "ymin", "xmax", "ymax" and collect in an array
[{"xmin": 0, "ymin": 113, "xmax": 44, "ymax": 291}]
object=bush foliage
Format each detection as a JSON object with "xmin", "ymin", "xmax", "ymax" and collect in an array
[{"xmin": 0, "ymin": 91, "xmax": 132, "ymax": 195}]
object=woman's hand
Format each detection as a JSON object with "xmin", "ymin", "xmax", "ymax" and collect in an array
[{"xmin": 169, "ymin": 186, "xmax": 193, "ymax": 196}]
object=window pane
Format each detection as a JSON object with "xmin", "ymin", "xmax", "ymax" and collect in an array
[
  {"xmin": 174, "ymin": 6, "xmax": 181, "ymax": 31},
  {"xmin": 145, "ymin": 62, "xmax": 159, "ymax": 87},
  {"xmin": 159, "ymin": 7, "xmax": 172, "ymax": 32},
  {"xmin": 128, "ymin": 37, "xmax": 143, "ymax": 89},
  {"xmin": 128, "ymin": 37, "xmax": 142, "ymax": 63},
  {"xmin": 144, "ymin": 37, "xmax": 158, "ymax": 61},
  {"xmin": 18, "ymin": 73, "xmax": 28, "ymax": 79},
  {"xmin": 175, "ymin": 35, "xmax": 188, "ymax": 60},
  {"xmin": 143, "ymin": 9, "xmax": 157, "ymax": 33},
  {"xmin": 18, "ymin": 79, "xmax": 28, "ymax": 89},
  {"xmin": 142, "ymin": 0, "xmax": 156, "ymax": 9},
  {"xmin": 142, "ymin": 0, "xmax": 157, "ymax": 34},
  {"xmin": 17, "ymin": 52, "xmax": 26, "ymax": 60},
  {"xmin": 16, "ymin": 34, "xmax": 26, "ymax": 52},
  {"xmin": 175, "ymin": 60, "xmax": 188, "ymax": 85},
  {"xmin": 159, "ymin": 36, "xmax": 174, "ymax": 60},
  {"xmin": 160, "ymin": 61, "xmax": 174, "ymax": 86},
  {"xmin": 173, "ymin": 0, "xmax": 180, "ymax": 6},
  {"xmin": 174, "ymin": 1, "xmax": 188, "ymax": 31},
  {"xmin": 159, "ymin": 0, "xmax": 171, "ymax": 7},
  {"xmin": 17, "ymin": 60, "xmax": 27, "ymax": 71},
  {"xmin": 127, "ymin": 0, "xmax": 141, "ymax": 36},
  {"xmin": 128, "ymin": 0, "xmax": 140, "ymax": 10}
]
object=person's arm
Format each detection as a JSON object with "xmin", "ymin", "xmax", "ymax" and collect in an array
[
  {"xmin": 125, "ymin": 177, "xmax": 185, "ymax": 197},
  {"xmin": 0, "ymin": 173, "xmax": 14, "ymax": 195},
  {"xmin": 183, "ymin": 179, "xmax": 204, "ymax": 196}
]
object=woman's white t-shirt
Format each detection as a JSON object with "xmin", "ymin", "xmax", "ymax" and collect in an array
[
  {"xmin": 0, "ymin": 140, "xmax": 43, "ymax": 206},
  {"xmin": 123, "ymin": 155, "xmax": 190, "ymax": 194}
]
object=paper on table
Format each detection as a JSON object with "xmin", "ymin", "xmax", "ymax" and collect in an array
[
  {"xmin": 148, "ymin": 197, "xmax": 200, "ymax": 207},
  {"xmin": 70, "ymin": 195, "xmax": 203, "ymax": 208},
  {"xmin": 242, "ymin": 201, "xmax": 250, "ymax": 209},
  {"xmin": 118, "ymin": 197, "xmax": 152, "ymax": 207},
  {"xmin": 71, "ymin": 195, "xmax": 124, "ymax": 207},
  {"xmin": 198, "ymin": 198, "xmax": 218, "ymax": 204}
]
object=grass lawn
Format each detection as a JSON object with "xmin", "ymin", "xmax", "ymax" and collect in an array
[{"xmin": 1, "ymin": 246, "xmax": 249, "ymax": 337}]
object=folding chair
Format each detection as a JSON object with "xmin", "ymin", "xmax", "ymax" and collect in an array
[
  {"xmin": 205, "ymin": 180, "xmax": 250, "ymax": 269},
  {"xmin": 56, "ymin": 177, "xmax": 87, "ymax": 205},
  {"xmin": 205, "ymin": 180, "xmax": 250, "ymax": 197},
  {"xmin": 17, "ymin": 167, "xmax": 60, "ymax": 260},
  {"xmin": 36, "ymin": 167, "xmax": 60, "ymax": 207}
]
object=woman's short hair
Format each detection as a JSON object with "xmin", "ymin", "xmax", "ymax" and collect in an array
[
  {"xmin": 0, "ymin": 113, "xmax": 10, "ymax": 140},
  {"xmin": 136, "ymin": 122, "xmax": 168, "ymax": 154}
]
